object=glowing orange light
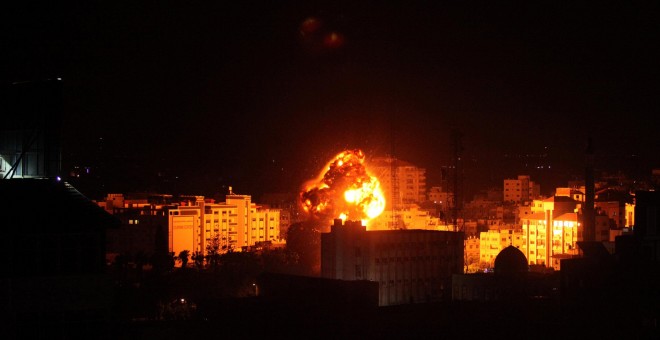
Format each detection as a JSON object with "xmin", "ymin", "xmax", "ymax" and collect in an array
[
  {"xmin": 323, "ymin": 32, "xmax": 344, "ymax": 48},
  {"xmin": 300, "ymin": 17, "xmax": 322, "ymax": 36},
  {"xmin": 300, "ymin": 149, "xmax": 385, "ymax": 227}
]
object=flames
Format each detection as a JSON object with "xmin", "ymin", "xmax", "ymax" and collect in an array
[{"xmin": 300, "ymin": 149, "xmax": 385, "ymax": 226}]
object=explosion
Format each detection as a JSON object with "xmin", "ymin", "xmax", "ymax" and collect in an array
[{"xmin": 300, "ymin": 149, "xmax": 385, "ymax": 226}]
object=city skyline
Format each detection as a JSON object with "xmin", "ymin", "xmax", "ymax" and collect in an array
[{"xmin": 4, "ymin": 1, "xmax": 659, "ymax": 198}]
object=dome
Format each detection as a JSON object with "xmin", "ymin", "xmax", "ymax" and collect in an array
[{"xmin": 494, "ymin": 246, "xmax": 528, "ymax": 276}]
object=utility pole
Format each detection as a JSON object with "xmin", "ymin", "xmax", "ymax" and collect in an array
[
  {"xmin": 390, "ymin": 113, "xmax": 400, "ymax": 229},
  {"xmin": 583, "ymin": 137, "xmax": 595, "ymax": 242},
  {"xmin": 451, "ymin": 129, "xmax": 463, "ymax": 232}
]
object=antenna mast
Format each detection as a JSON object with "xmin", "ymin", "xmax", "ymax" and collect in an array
[{"xmin": 451, "ymin": 129, "xmax": 463, "ymax": 231}]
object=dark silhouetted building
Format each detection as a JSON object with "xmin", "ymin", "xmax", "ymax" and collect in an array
[
  {"xmin": 321, "ymin": 219, "xmax": 463, "ymax": 306},
  {"xmin": 494, "ymin": 245, "xmax": 528, "ymax": 276},
  {"xmin": 0, "ymin": 179, "xmax": 119, "ymax": 337},
  {"xmin": 560, "ymin": 190, "xmax": 660, "ymax": 335},
  {"xmin": 98, "ymin": 193, "xmax": 172, "ymax": 264},
  {"xmin": 256, "ymin": 272, "xmax": 379, "ymax": 309},
  {"xmin": 452, "ymin": 245, "xmax": 558, "ymax": 302},
  {"xmin": 633, "ymin": 190, "xmax": 660, "ymax": 262},
  {"xmin": 0, "ymin": 79, "xmax": 63, "ymax": 180}
]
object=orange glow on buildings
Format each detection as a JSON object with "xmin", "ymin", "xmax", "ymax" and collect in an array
[
  {"xmin": 300, "ymin": 149, "xmax": 385, "ymax": 228},
  {"xmin": 168, "ymin": 192, "xmax": 282, "ymax": 258}
]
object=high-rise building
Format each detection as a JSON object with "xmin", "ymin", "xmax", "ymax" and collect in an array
[
  {"xmin": 321, "ymin": 219, "xmax": 463, "ymax": 306},
  {"xmin": 369, "ymin": 156, "xmax": 426, "ymax": 209}
]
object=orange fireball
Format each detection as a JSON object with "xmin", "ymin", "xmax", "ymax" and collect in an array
[{"xmin": 300, "ymin": 149, "xmax": 385, "ymax": 226}]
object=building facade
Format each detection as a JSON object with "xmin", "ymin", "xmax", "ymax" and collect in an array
[
  {"xmin": 368, "ymin": 205, "xmax": 444, "ymax": 231},
  {"xmin": 464, "ymin": 236, "xmax": 481, "ymax": 272},
  {"xmin": 479, "ymin": 229, "xmax": 524, "ymax": 268},
  {"xmin": 503, "ymin": 175, "xmax": 540, "ymax": 203},
  {"xmin": 521, "ymin": 196, "xmax": 578, "ymax": 267},
  {"xmin": 520, "ymin": 195, "xmax": 615, "ymax": 269},
  {"xmin": 369, "ymin": 156, "xmax": 427, "ymax": 209},
  {"xmin": 321, "ymin": 219, "xmax": 464, "ymax": 306},
  {"xmin": 168, "ymin": 193, "xmax": 281, "ymax": 257}
]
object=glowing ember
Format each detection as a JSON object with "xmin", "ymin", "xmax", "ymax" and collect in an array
[{"xmin": 300, "ymin": 149, "xmax": 385, "ymax": 226}]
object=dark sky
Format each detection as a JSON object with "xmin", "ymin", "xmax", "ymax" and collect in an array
[{"xmin": 4, "ymin": 1, "xmax": 659, "ymax": 198}]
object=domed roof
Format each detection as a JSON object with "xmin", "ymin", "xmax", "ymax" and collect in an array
[{"xmin": 494, "ymin": 246, "xmax": 528, "ymax": 276}]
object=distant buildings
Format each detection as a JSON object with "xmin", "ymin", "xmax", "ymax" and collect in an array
[
  {"xmin": 478, "ymin": 229, "xmax": 524, "ymax": 268},
  {"xmin": 464, "ymin": 236, "xmax": 480, "ymax": 271},
  {"xmin": 452, "ymin": 245, "xmax": 559, "ymax": 301},
  {"xmin": 428, "ymin": 186, "xmax": 452, "ymax": 212},
  {"xmin": 503, "ymin": 175, "xmax": 540, "ymax": 203},
  {"xmin": 259, "ymin": 192, "xmax": 303, "ymax": 239},
  {"xmin": 321, "ymin": 219, "xmax": 463, "ymax": 306},
  {"xmin": 368, "ymin": 205, "xmax": 444, "ymax": 231},
  {"xmin": 369, "ymin": 156, "xmax": 427, "ymax": 209},
  {"xmin": 98, "ymin": 190, "xmax": 283, "ymax": 264},
  {"xmin": 520, "ymin": 196, "xmax": 616, "ymax": 270}
]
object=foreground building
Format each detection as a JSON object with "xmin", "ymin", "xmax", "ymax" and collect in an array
[
  {"xmin": 0, "ymin": 179, "xmax": 119, "ymax": 337},
  {"xmin": 321, "ymin": 219, "xmax": 464, "ymax": 306}
]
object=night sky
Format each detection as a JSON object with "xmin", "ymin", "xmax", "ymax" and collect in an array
[{"xmin": 4, "ymin": 1, "xmax": 659, "ymax": 198}]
